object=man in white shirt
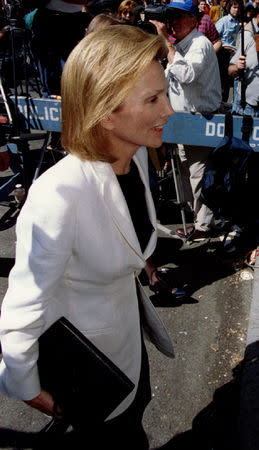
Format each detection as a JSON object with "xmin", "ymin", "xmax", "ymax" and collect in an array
[{"xmin": 151, "ymin": 0, "xmax": 221, "ymax": 241}]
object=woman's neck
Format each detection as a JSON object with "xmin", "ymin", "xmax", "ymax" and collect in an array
[{"xmin": 111, "ymin": 158, "xmax": 132, "ymax": 175}]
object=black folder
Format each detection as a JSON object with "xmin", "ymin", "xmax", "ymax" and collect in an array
[{"xmin": 38, "ymin": 317, "xmax": 135, "ymax": 426}]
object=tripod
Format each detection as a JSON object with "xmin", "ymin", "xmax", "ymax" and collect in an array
[
  {"xmin": 153, "ymin": 143, "xmax": 189, "ymax": 241},
  {"xmin": 0, "ymin": 0, "xmax": 50, "ymax": 197}
]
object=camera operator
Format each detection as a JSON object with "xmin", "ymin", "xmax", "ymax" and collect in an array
[
  {"xmin": 150, "ymin": 0, "xmax": 222, "ymax": 241},
  {"xmin": 30, "ymin": 1, "xmax": 91, "ymax": 150},
  {"xmin": 31, "ymin": 1, "xmax": 91, "ymax": 98}
]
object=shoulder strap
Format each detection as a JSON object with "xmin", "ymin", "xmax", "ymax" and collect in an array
[
  {"xmin": 241, "ymin": 115, "xmax": 253, "ymax": 142},
  {"xmin": 224, "ymin": 111, "xmax": 233, "ymax": 138}
]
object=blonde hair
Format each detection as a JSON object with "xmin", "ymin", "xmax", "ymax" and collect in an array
[
  {"xmin": 61, "ymin": 25, "xmax": 167, "ymax": 162},
  {"xmin": 86, "ymin": 13, "xmax": 123, "ymax": 34}
]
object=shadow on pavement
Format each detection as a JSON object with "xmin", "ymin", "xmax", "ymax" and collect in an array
[
  {"xmin": 157, "ymin": 341, "xmax": 259, "ymax": 450},
  {"xmin": 0, "ymin": 427, "xmax": 83, "ymax": 449},
  {"xmin": 141, "ymin": 236, "xmax": 236, "ymax": 302},
  {"xmin": 0, "ymin": 204, "xmax": 20, "ymax": 231},
  {"xmin": 0, "ymin": 257, "xmax": 15, "ymax": 277},
  {"xmin": 156, "ymin": 363, "xmax": 242, "ymax": 450}
]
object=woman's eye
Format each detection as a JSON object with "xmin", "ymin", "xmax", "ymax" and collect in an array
[{"xmin": 150, "ymin": 97, "xmax": 158, "ymax": 103}]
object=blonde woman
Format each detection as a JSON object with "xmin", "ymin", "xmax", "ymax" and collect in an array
[{"xmin": 0, "ymin": 25, "xmax": 176, "ymax": 448}]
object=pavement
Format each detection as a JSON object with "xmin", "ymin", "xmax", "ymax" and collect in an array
[{"xmin": 0, "ymin": 150, "xmax": 258, "ymax": 449}]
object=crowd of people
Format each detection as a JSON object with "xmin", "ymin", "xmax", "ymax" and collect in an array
[
  {"xmin": 5, "ymin": 0, "xmax": 256, "ymax": 235},
  {"xmin": 1, "ymin": 0, "xmax": 258, "ymax": 118},
  {"xmin": 0, "ymin": 0, "xmax": 258, "ymax": 448}
]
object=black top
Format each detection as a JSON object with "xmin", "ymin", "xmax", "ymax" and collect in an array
[{"xmin": 116, "ymin": 161, "xmax": 154, "ymax": 253}]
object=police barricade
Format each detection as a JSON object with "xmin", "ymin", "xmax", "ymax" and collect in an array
[
  {"xmin": 15, "ymin": 96, "xmax": 259, "ymax": 149},
  {"xmin": 1, "ymin": 97, "xmax": 259, "ymax": 204}
]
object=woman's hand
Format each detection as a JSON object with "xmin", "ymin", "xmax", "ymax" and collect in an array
[
  {"xmin": 149, "ymin": 269, "xmax": 178, "ymax": 295},
  {"xmin": 145, "ymin": 257, "xmax": 177, "ymax": 295},
  {"xmin": 24, "ymin": 390, "xmax": 63, "ymax": 419}
]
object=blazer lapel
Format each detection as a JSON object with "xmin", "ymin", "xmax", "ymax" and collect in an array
[
  {"xmin": 132, "ymin": 154, "xmax": 157, "ymax": 260},
  {"xmin": 83, "ymin": 151, "xmax": 157, "ymax": 261},
  {"xmin": 86, "ymin": 160, "xmax": 144, "ymax": 259}
]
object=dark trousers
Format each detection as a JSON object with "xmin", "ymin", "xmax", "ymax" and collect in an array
[{"xmin": 31, "ymin": 9, "xmax": 90, "ymax": 97}]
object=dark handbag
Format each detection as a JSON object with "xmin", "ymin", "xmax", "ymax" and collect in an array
[{"xmin": 38, "ymin": 317, "xmax": 135, "ymax": 428}]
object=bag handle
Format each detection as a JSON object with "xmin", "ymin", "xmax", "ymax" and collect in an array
[
  {"xmin": 241, "ymin": 115, "xmax": 253, "ymax": 143},
  {"xmin": 224, "ymin": 111, "xmax": 233, "ymax": 138}
]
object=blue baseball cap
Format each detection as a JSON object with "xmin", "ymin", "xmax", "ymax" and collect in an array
[{"xmin": 167, "ymin": 0, "xmax": 198, "ymax": 16}]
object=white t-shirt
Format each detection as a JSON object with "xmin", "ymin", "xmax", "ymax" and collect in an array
[{"xmin": 46, "ymin": 0, "xmax": 82, "ymax": 13}]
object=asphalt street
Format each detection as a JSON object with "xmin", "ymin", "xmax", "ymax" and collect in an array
[{"xmin": 0, "ymin": 159, "xmax": 255, "ymax": 449}]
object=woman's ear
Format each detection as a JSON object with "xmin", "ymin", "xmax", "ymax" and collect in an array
[{"xmin": 101, "ymin": 114, "xmax": 115, "ymax": 131}]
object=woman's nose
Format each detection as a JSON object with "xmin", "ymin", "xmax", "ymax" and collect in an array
[{"xmin": 161, "ymin": 97, "xmax": 174, "ymax": 118}]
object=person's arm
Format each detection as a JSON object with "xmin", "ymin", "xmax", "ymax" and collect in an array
[
  {"xmin": 149, "ymin": 19, "xmax": 208, "ymax": 79},
  {"xmin": 228, "ymin": 31, "xmax": 254, "ymax": 77},
  {"xmin": 205, "ymin": 17, "xmax": 222, "ymax": 52},
  {"xmin": 228, "ymin": 55, "xmax": 246, "ymax": 77},
  {"xmin": 166, "ymin": 36, "xmax": 211, "ymax": 84},
  {"xmin": 213, "ymin": 38, "xmax": 222, "ymax": 53},
  {"xmin": 149, "ymin": 20, "xmax": 176, "ymax": 64},
  {"xmin": 145, "ymin": 257, "xmax": 179, "ymax": 295},
  {"xmin": 215, "ymin": 16, "xmax": 224, "ymax": 38},
  {"xmin": 24, "ymin": 390, "xmax": 62, "ymax": 417},
  {"xmin": 0, "ymin": 178, "xmax": 76, "ymax": 414},
  {"xmin": 0, "ymin": 25, "xmax": 9, "ymax": 40}
]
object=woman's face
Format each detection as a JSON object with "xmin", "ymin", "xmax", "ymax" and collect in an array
[
  {"xmin": 103, "ymin": 60, "xmax": 174, "ymax": 159},
  {"xmin": 120, "ymin": 8, "xmax": 135, "ymax": 23}
]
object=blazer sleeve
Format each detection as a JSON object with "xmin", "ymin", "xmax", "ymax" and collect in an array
[{"xmin": 0, "ymin": 177, "xmax": 77, "ymax": 400}]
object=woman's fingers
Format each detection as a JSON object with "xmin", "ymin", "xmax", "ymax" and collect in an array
[{"xmin": 24, "ymin": 389, "xmax": 62, "ymax": 418}]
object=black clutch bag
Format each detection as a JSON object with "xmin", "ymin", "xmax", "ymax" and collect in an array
[{"xmin": 38, "ymin": 317, "xmax": 135, "ymax": 427}]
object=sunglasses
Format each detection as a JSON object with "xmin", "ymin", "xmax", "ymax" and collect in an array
[{"xmin": 122, "ymin": 9, "xmax": 134, "ymax": 16}]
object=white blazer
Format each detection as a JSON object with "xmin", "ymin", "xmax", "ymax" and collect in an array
[{"xmin": 0, "ymin": 147, "xmax": 174, "ymax": 419}]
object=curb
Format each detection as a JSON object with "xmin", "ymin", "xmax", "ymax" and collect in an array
[{"xmin": 238, "ymin": 250, "xmax": 259, "ymax": 450}]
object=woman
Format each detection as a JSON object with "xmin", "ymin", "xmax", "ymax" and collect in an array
[
  {"xmin": 0, "ymin": 25, "xmax": 175, "ymax": 448},
  {"xmin": 118, "ymin": 0, "xmax": 137, "ymax": 23}
]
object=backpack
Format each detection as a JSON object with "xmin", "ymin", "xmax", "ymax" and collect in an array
[{"xmin": 200, "ymin": 114, "xmax": 254, "ymax": 223}]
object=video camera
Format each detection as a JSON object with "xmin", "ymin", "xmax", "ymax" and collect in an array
[{"xmin": 142, "ymin": 0, "xmax": 167, "ymax": 23}]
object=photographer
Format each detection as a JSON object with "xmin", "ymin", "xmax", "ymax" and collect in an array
[
  {"xmin": 31, "ymin": 1, "xmax": 91, "ymax": 97},
  {"xmin": 150, "ymin": 0, "xmax": 221, "ymax": 241}
]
